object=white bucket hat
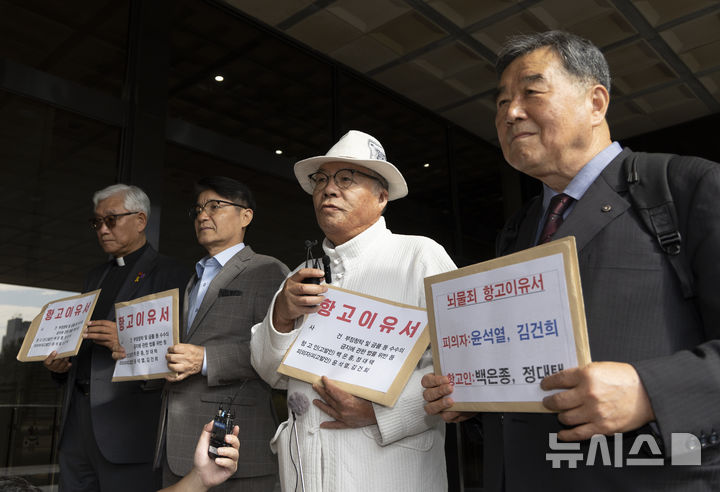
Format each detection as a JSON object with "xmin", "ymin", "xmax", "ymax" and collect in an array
[{"xmin": 294, "ymin": 130, "xmax": 408, "ymax": 200}]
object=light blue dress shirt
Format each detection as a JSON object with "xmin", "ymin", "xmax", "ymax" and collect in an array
[
  {"xmin": 187, "ymin": 242, "xmax": 245, "ymax": 375},
  {"xmin": 535, "ymin": 142, "xmax": 623, "ymax": 244}
]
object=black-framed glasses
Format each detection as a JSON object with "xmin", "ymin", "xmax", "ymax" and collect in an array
[
  {"xmin": 188, "ymin": 199, "xmax": 247, "ymax": 220},
  {"xmin": 88, "ymin": 212, "xmax": 139, "ymax": 230},
  {"xmin": 308, "ymin": 168, "xmax": 386, "ymax": 192}
]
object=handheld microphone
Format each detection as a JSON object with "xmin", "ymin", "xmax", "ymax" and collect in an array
[
  {"xmin": 303, "ymin": 240, "xmax": 331, "ymax": 285},
  {"xmin": 322, "ymin": 255, "xmax": 332, "ymax": 284}
]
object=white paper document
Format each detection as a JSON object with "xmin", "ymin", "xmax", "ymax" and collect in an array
[
  {"xmin": 25, "ymin": 292, "xmax": 99, "ymax": 358},
  {"xmin": 430, "ymin": 252, "xmax": 579, "ymax": 403},
  {"xmin": 281, "ymin": 286, "xmax": 428, "ymax": 393},
  {"xmin": 112, "ymin": 291, "xmax": 177, "ymax": 381}
]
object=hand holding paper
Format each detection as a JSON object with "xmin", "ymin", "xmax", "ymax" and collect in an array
[
  {"xmin": 43, "ymin": 351, "xmax": 72, "ymax": 374},
  {"xmin": 272, "ymin": 268, "xmax": 327, "ymax": 332},
  {"xmin": 84, "ymin": 320, "xmax": 122, "ymax": 352},
  {"xmin": 313, "ymin": 376, "xmax": 377, "ymax": 429},
  {"xmin": 17, "ymin": 290, "xmax": 100, "ymax": 362},
  {"xmin": 111, "ymin": 288, "xmax": 179, "ymax": 381},
  {"xmin": 421, "ymin": 373, "xmax": 476, "ymax": 423},
  {"xmin": 423, "ymin": 238, "xmax": 591, "ymax": 412},
  {"xmin": 277, "ymin": 285, "xmax": 430, "ymax": 407},
  {"xmin": 111, "ymin": 345, "xmax": 127, "ymax": 361},
  {"xmin": 540, "ymin": 361, "xmax": 656, "ymax": 441},
  {"xmin": 166, "ymin": 343, "xmax": 205, "ymax": 382}
]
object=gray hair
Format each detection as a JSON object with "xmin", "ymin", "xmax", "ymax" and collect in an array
[
  {"xmin": 496, "ymin": 30, "xmax": 611, "ymax": 92},
  {"xmin": 366, "ymin": 169, "xmax": 389, "ymax": 195},
  {"xmin": 92, "ymin": 184, "xmax": 151, "ymax": 217}
]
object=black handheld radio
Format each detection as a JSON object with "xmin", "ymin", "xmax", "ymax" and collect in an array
[
  {"xmin": 302, "ymin": 240, "xmax": 331, "ymax": 285},
  {"xmin": 208, "ymin": 400, "xmax": 234, "ymax": 460}
]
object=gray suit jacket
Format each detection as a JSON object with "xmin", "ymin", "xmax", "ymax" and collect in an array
[
  {"xmin": 161, "ymin": 245, "xmax": 289, "ymax": 483},
  {"xmin": 486, "ymin": 149, "xmax": 720, "ymax": 491}
]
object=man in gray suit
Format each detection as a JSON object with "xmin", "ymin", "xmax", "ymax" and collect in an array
[
  {"xmin": 159, "ymin": 176, "xmax": 289, "ymax": 491},
  {"xmin": 423, "ymin": 31, "xmax": 720, "ymax": 490}
]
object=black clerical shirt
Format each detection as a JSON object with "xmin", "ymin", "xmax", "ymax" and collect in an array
[{"xmin": 75, "ymin": 243, "xmax": 149, "ymax": 382}]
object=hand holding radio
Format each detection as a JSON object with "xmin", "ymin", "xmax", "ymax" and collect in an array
[
  {"xmin": 272, "ymin": 240, "xmax": 333, "ymax": 333},
  {"xmin": 158, "ymin": 420, "xmax": 239, "ymax": 492},
  {"xmin": 192, "ymin": 420, "xmax": 239, "ymax": 491},
  {"xmin": 301, "ymin": 240, "xmax": 332, "ymax": 285},
  {"xmin": 208, "ymin": 405, "xmax": 235, "ymax": 460},
  {"xmin": 272, "ymin": 269, "xmax": 328, "ymax": 333}
]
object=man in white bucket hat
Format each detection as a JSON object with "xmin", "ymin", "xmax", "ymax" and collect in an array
[{"xmin": 251, "ymin": 130, "xmax": 456, "ymax": 491}]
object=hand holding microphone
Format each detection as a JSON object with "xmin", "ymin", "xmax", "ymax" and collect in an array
[
  {"xmin": 302, "ymin": 240, "xmax": 332, "ymax": 285},
  {"xmin": 272, "ymin": 241, "xmax": 332, "ymax": 333}
]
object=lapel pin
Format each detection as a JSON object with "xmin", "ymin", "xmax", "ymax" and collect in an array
[
  {"xmin": 601, "ymin": 204, "xmax": 612, "ymax": 212},
  {"xmin": 134, "ymin": 271, "xmax": 146, "ymax": 283}
]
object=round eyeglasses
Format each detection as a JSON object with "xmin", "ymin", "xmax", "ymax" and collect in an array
[
  {"xmin": 308, "ymin": 168, "xmax": 386, "ymax": 191},
  {"xmin": 88, "ymin": 212, "xmax": 139, "ymax": 230},
  {"xmin": 188, "ymin": 199, "xmax": 247, "ymax": 221}
]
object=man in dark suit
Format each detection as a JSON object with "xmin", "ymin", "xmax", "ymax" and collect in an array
[
  {"xmin": 43, "ymin": 184, "xmax": 189, "ymax": 492},
  {"xmin": 159, "ymin": 176, "xmax": 289, "ymax": 491},
  {"xmin": 422, "ymin": 31, "xmax": 720, "ymax": 490}
]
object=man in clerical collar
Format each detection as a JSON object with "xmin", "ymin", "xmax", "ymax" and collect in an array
[
  {"xmin": 160, "ymin": 176, "xmax": 289, "ymax": 491},
  {"xmin": 44, "ymin": 184, "xmax": 188, "ymax": 492}
]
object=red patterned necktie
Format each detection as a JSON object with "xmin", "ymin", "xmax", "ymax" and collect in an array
[{"xmin": 538, "ymin": 193, "xmax": 574, "ymax": 244}]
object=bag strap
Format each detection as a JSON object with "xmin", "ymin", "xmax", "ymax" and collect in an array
[{"xmin": 625, "ymin": 153, "xmax": 695, "ymax": 298}]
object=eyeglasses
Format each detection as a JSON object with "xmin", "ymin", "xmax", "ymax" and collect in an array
[
  {"xmin": 188, "ymin": 199, "xmax": 247, "ymax": 220},
  {"xmin": 308, "ymin": 168, "xmax": 386, "ymax": 192},
  {"xmin": 88, "ymin": 212, "xmax": 140, "ymax": 230}
]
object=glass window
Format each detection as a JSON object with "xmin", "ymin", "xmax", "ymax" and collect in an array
[
  {"xmin": 168, "ymin": 0, "xmax": 333, "ymax": 164},
  {"xmin": 0, "ymin": 91, "xmax": 120, "ymax": 488},
  {"xmin": 0, "ymin": 0, "xmax": 130, "ymax": 97},
  {"xmin": 0, "ymin": 285, "xmax": 79, "ymax": 486},
  {"xmin": 0, "ymin": 92, "xmax": 121, "ymax": 291},
  {"xmin": 453, "ymin": 129, "xmax": 507, "ymax": 264}
]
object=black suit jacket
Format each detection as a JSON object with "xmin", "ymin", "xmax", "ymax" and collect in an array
[
  {"xmin": 58, "ymin": 244, "xmax": 189, "ymax": 464},
  {"xmin": 486, "ymin": 149, "xmax": 720, "ymax": 491}
]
